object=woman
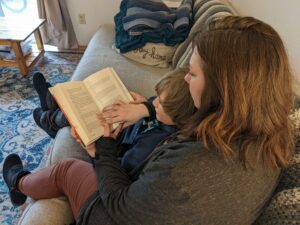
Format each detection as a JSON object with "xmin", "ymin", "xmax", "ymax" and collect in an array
[{"xmin": 3, "ymin": 16, "xmax": 295, "ymax": 225}]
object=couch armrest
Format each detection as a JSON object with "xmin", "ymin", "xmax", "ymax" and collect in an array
[
  {"xmin": 46, "ymin": 127, "xmax": 90, "ymax": 166},
  {"xmin": 17, "ymin": 198, "xmax": 74, "ymax": 225}
]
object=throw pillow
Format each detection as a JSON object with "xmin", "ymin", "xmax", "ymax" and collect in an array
[{"xmin": 113, "ymin": 43, "xmax": 177, "ymax": 68}]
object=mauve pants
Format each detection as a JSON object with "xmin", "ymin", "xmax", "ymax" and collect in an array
[{"xmin": 18, "ymin": 158, "xmax": 97, "ymax": 219}]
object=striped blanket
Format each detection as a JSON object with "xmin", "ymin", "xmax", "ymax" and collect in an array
[
  {"xmin": 115, "ymin": 0, "xmax": 192, "ymax": 53},
  {"xmin": 123, "ymin": 0, "xmax": 192, "ymax": 35}
]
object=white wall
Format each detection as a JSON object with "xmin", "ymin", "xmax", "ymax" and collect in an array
[
  {"xmin": 66, "ymin": 0, "xmax": 120, "ymax": 45},
  {"xmin": 66, "ymin": 0, "xmax": 300, "ymax": 95},
  {"xmin": 229, "ymin": 0, "xmax": 300, "ymax": 95}
]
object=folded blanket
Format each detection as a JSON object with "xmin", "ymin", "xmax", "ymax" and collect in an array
[
  {"xmin": 115, "ymin": 0, "xmax": 192, "ymax": 53},
  {"xmin": 123, "ymin": 0, "xmax": 192, "ymax": 35}
]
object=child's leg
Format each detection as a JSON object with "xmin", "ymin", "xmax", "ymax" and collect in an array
[
  {"xmin": 33, "ymin": 72, "xmax": 60, "ymax": 111},
  {"xmin": 18, "ymin": 158, "xmax": 97, "ymax": 218},
  {"xmin": 39, "ymin": 108, "xmax": 69, "ymax": 130},
  {"xmin": 45, "ymin": 89, "xmax": 59, "ymax": 110},
  {"xmin": 33, "ymin": 72, "xmax": 52, "ymax": 111},
  {"xmin": 33, "ymin": 108, "xmax": 70, "ymax": 138},
  {"xmin": 53, "ymin": 109, "xmax": 69, "ymax": 128}
]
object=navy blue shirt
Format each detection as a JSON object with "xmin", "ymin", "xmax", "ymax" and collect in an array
[{"xmin": 117, "ymin": 97, "xmax": 177, "ymax": 172}]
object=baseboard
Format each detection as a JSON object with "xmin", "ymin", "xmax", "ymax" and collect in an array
[{"xmin": 44, "ymin": 44, "xmax": 86, "ymax": 54}]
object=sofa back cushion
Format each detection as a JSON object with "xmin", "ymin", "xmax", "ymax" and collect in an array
[{"xmin": 172, "ymin": 0, "xmax": 236, "ymax": 68}]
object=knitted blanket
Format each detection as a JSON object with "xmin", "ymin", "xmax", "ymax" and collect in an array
[{"xmin": 254, "ymin": 98, "xmax": 300, "ymax": 225}]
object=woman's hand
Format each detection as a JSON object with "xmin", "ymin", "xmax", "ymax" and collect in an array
[
  {"xmin": 130, "ymin": 91, "xmax": 147, "ymax": 103},
  {"xmin": 70, "ymin": 127, "xmax": 96, "ymax": 157},
  {"xmin": 98, "ymin": 101, "xmax": 149, "ymax": 128}
]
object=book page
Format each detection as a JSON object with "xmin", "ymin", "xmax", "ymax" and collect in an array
[
  {"xmin": 49, "ymin": 82, "xmax": 103, "ymax": 145},
  {"xmin": 83, "ymin": 67, "xmax": 133, "ymax": 111}
]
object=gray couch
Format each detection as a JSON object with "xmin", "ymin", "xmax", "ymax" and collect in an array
[{"xmin": 18, "ymin": 0, "xmax": 300, "ymax": 224}]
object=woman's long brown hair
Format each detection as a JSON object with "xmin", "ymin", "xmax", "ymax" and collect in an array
[{"xmin": 181, "ymin": 16, "xmax": 295, "ymax": 169}]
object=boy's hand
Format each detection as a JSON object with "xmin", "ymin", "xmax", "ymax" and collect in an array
[
  {"xmin": 130, "ymin": 91, "xmax": 147, "ymax": 103},
  {"xmin": 70, "ymin": 127, "xmax": 96, "ymax": 157},
  {"xmin": 102, "ymin": 122, "xmax": 123, "ymax": 139},
  {"xmin": 83, "ymin": 142, "xmax": 96, "ymax": 158},
  {"xmin": 98, "ymin": 101, "xmax": 149, "ymax": 128}
]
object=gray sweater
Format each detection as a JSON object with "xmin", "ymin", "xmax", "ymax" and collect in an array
[{"xmin": 77, "ymin": 137, "xmax": 280, "ymax": 225}]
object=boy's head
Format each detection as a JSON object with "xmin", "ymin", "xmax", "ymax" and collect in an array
[{"xmin": 153, "ymin": 68, "xmax": 195, "ymax": 128}]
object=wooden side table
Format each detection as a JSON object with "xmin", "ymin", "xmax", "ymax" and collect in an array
[{"xmin": 0, "ymin": 18, "xmax": 46, "ymax": 76}]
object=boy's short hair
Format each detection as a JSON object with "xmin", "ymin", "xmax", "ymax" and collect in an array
[{"xmin": 155, "ymin": 68, "xmax": 195, "ymax": 128}]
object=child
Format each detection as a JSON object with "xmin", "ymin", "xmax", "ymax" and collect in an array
[{"xmin": 3, "ymin": 69, "xmax": 194, "ymax": 213}]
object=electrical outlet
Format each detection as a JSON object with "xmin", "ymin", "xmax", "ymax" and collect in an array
[{"xmin": 78, "ymin": 14, "xmax": 86, "ymax": 24}]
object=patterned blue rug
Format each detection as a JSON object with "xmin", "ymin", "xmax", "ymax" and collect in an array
[{"xmin": 0, "ymin": 52, "xmax": 82, "ymax": 225}]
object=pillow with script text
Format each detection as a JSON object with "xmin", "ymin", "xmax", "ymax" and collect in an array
[{"xmin": 113, "ymin": 43, "xmax": 177, "ymax": 68}]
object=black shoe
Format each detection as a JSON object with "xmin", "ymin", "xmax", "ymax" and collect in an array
[
  {"xmin": 3, "ymin": 154, "xmax": 30, "ymax": 206},
  {"xmin": 33, "ymin": 72, "xmax": 52, "ymax": 111},
  {"xmin": 33, "ymin": 107, "xmax": 43, "ymax": 128},
  {"xmin": 33, "ymin": 108, "xmax": 57, "ymax": 138}
]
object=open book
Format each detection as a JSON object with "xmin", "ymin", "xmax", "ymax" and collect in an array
[{"xmin": 49, "ymin": 67, "xmax": 133, "ymax": 146}]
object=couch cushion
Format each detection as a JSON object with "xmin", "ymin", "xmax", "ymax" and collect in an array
[
  {"xmin": 17, "ymin": 198, "xmax": 74, "ymax": 225},
  {"xmin": 172, "ymin": 0, "xmax": 236, "ymax": 68},
  {"xmin": 46, "ymin": 127, "xmax": 90, "ymax": 166},
  {"xmin": 254, "ymin": 146, "xmax": 300, "ymax": 225},
  {"xmin": 71, "ymin": 24, "xmax": 171, "ymax": 98}
]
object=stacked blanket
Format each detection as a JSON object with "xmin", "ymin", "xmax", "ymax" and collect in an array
[{"xmin": 115, "ymin": 0, "xmax": 193, "ymax": 53}]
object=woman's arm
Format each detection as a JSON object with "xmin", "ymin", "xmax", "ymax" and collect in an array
[
  {"xmin": 94, "ymin": 136, "xmax": 185, "ymax": 225},
  {"xmin": 92, "ymin": 123, "xmax": 188, "ymax": 225}
]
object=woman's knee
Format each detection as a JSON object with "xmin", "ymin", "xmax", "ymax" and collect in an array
[
  {"xmin": 58, "ymin": 158, "xmax": 84, "ymax": 172},
  {"xmin": 58, "ymin": 158, "xmax": 93, "ymax": 178}
]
